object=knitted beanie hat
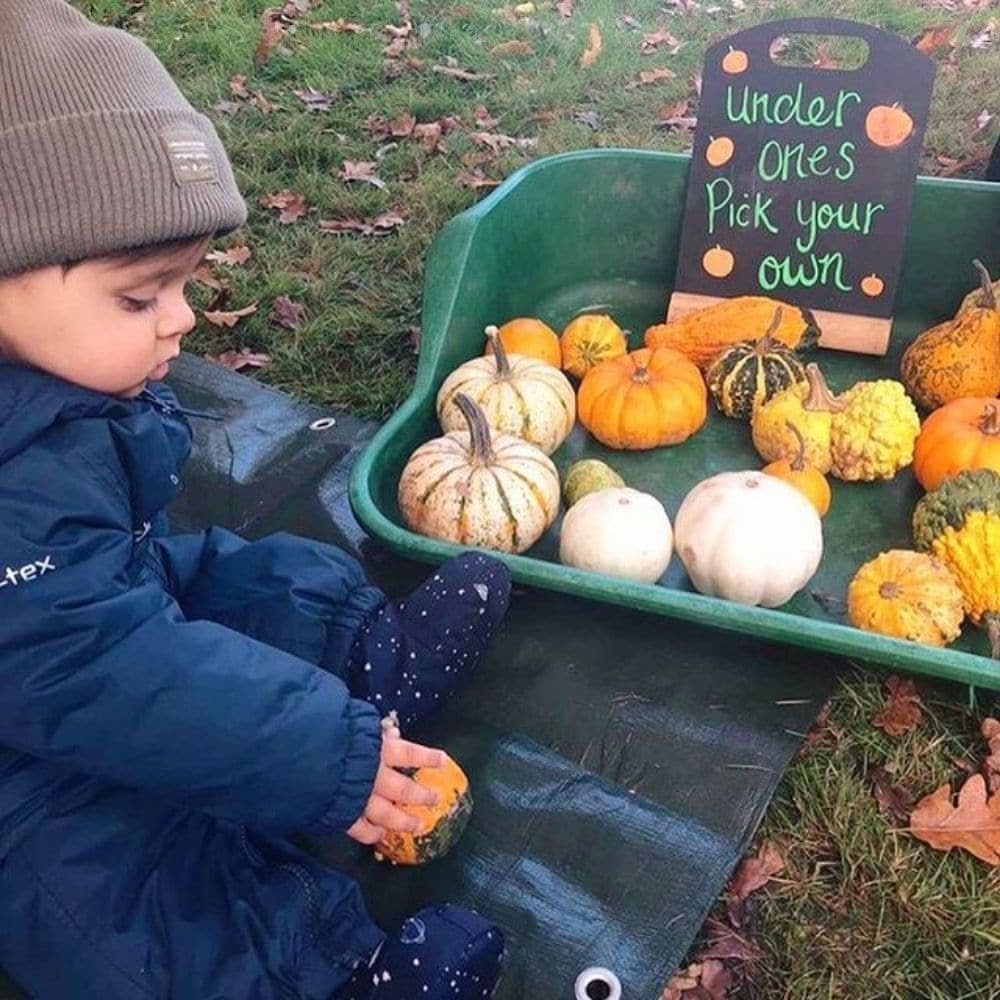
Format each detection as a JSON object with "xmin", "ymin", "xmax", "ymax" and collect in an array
[{"xmin": 0, "ymin": 0, "xmax": 247, "ymax": 277}]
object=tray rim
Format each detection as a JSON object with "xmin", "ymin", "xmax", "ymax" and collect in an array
[{"xmin": 349, "ymin": 147, "xmax": 1000, "ymax": 691}]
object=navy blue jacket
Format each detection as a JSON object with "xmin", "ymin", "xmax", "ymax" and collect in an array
[{"xmin": 0, "ymin": 360, "xmax": 383, "ymax": 849}]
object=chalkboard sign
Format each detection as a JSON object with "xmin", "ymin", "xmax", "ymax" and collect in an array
[{"xmin": 668, "ymin": 18, "xmax": 936, "ymax": 354}]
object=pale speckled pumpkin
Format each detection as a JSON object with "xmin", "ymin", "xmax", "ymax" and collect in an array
[
  {"xmin": 437, "ymin": 327, "xmax": 576, "ymax": 455},
  {"xmin": 399, "ymin": 393, "xmax": 560, "ymax": 554}
]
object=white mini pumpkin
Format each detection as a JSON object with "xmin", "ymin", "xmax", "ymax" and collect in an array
[
  {"xmin": 436, "ymin": 326, "xmax": 576, "ymax": 456},
  {"xmin": 673, "ymin": 470, "xmax": 823, "ymax": 607},
  {"xmin": 399, "ymin": 393, "xmax": 560, "ymax": 554},
  {"xmin": 559, "ymin": 487, "xmax": 673, "ymax": 583}
]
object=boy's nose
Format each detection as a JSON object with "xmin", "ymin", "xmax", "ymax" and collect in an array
[{"xmin": 157, "ymin": 298, "xmax": 197, "ymax": 340}]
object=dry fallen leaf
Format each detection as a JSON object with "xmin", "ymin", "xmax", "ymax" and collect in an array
[
  {"xmin": 473, "ymin": 105, "xmax": 500, "ymax": 129},
  {"xmin": 726, "ymin": 841, "xmax": 784, "ymax": 927},
  {"xmin": 871, "ymin": 766, "xmax": 916, "ymax": 823},
  {"xmin": 456, "ymin": 169, "xmax": 501, "ymax": 189},
  {"xmin": 661, "ymin": 959, "xmax": 732, "ymax": 1000},
  {"xmin": 229, "ymin": 74, "xmax": 251, "ymax": 98},
  {"xmin": 211, "ymin": 348, "xmax": 272, "ymax": 372},
  {"xmin": 253, "ymin": 92, "xmax": 279, "ymax": 114},
  {"xmin": 192, "ymin": 265, "xmax": 225, "ymax": 292},
  {"xmin": 339, "ymin": 160, "xmax": 387, "ymax": 188},
  {"xmin": 556, "ymin": 0, "xmax": 573, "ymax": 17},
  {"xmin": 982, "ymin": 718, "xmax": 1000, "ymax": 795},
  {"xmin": 470, "ymin": 130, "xmax": 538, "ymax": 153},
  {"xmin": 413, "ymin": 121, "xmax": 445, "ymax": 153},
  {"xmin": 254, "ymin": 10, "xmax": 286, "ymax": 67},
  {"xmin": 641, "ymin": 27, "xmax": 683, "ymax": 55},
  {"xmin": 203, "ymin": 302, "xmax": 259, "ymax": 329},
  {"xmin": 432, "ymin": 64, "xmax": 492, "ymax": 81},
  {"xmin": 698, "ymin": 919, "xmax": 763, "ymax": 963},
  {"xmin": 913, "ymin": 23, "xmax": 958, "ymax": 55},
  {"xmin": 491, "ymin": 39, "xmax": 534, "ymax": 57},
  {"xmin": 974, "ymin": 108, "xmax": 995, "ymax": 134},
  {"xmin": 813, "ymin": 42, "xmax": 838, "ymax": 69},
  {"xmin": 580, "ymin": 23, "xmax": 603, "ymax": 68},
  {"xmin": 309, "ymin": 19, "xmax": 365, "ymax": 33},
  {"xmin": 260, "ymin": 190, "xmax": 308, "ymax": 225},
  {"xmin": 271, "ymin": 295, "xmax": 306, "ymax": 330},
  {"xmin": 910, "ymin": 774, "xmax": 1000, "ymax": 865},
  {"xmin": 205, "ymin": 245, "xmax": 252, "ymax": 267},
  {"xmin": 635, "ymin": 66, "xmax": 677, "ymax": 86},
  {"xmin": 872, "ymin": 675, "xmax": 924, "ymax": 737},
  {"xmin": 294, "ymin": 87, "xmax": 339, "ymax": 111},
  {"xmin": 318, "ymin": 210, "xmax": 406, "ymax": 236}
]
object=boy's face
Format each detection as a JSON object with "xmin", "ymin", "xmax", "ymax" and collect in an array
[{"xmin": 0, "ymin": 237, "xmax": 211, "ymax": 398}]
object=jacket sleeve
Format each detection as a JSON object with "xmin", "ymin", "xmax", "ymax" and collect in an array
[{"xmin": 0, "ymin": 433, "xmax": 380, "ymax": 834}]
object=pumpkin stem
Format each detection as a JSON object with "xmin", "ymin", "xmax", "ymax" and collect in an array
[
  {"xmin": 986, "ymin": 614, "xmax": 1000, "ymax": 660},
  {"xmin": 632, "ymin": 363, "xmax": 651, "ymax": 383},
  {"xmin": 785, "ymin": 420, "xmax": 807, "ymax": 471},
  {"xmin": 973, "ymin": 259, "xmax": 996, "ymax": 311},
  {"xmin": 980, "ymin": 404, "xmax": 1000, "ymax": 436},
  {"xmin": 485, "ymin": 325, "xmax": 512, "ymax": 378},
  {"xmin": 453, "ymin": 392, "xmax": 494, "ymax": 465},
  {"xmin": 754, "ymin": 306, "xmax": 784, "ymax": 355},
  {"xmin": 878, "ymin": 581, "xmax": 902, "ymax": 599},
  {"xmin": 802, "ymin": 363, "xmax": 846, "ymax": 413}
]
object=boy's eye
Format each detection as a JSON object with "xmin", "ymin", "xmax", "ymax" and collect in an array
[{"xmin": 119, "ymin": 296, "xmax": 156, "ymax": 313}]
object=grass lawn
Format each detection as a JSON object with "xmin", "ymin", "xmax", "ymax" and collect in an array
[{"xmin": 75, "ymin": 1, "xmax": 1000, "ymax": 996}]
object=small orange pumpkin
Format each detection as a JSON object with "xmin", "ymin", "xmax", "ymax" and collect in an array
[
  {"xmin": 578, "ymin": 346, "xmax": 707, "ymax": 450},
  {"xmin": 860, "ymin": 274, "xmax": 884, "ymax": 298},
  {"xmin": 865, "ymin": 103, "xmax": 913, "ymax": 149},
  {"xmin": 722, "ymin": 46, "xmax": 748, "ymax": 74},
  {"xmin": 706, "ymin": 136, "xmax": 735, "ymax": 167},
  {"xmin": 913, "ymin": 397, "xmax": 1000, "ymax": 491},
  {"xmin": 560, "ymin": 313, "xmax": 627, "ymax": 379},
  {"xmin": 762, "ymin": 422, "xmax": 831, "ymax": 517},
  {"xmin": 484, "ymin": 317, "xmax": 561, "ymax": 368},
  {"xmin": 375, "ymin": 754, "xmax": 474, "ymax": 866},
  {"xmin": 703, "ymin": 245, "xmax": 735, "ymax": 278}
]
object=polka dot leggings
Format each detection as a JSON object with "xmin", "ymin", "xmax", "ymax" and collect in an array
[
  {"xmin": 338, "ymin": 904, "xmax": 505, "ymax": 1000},
  {"xmin": 346, "ymin": 553, "xmax": 512, "ymax": 727}
]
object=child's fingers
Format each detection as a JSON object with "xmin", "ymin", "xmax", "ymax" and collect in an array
[
  {"xmin": 382, "ymin": 737, "xmax": 448, "ymax": 771},
  {"xmin": 346, "ymin": 816, "xmax": 386, "ymax": 845},
  {"xmin": 364, "ymin": 794, "xmax": 422, "ymax": 833},
  {"xmin": 374, "ymin": 766, "xmax": 439, "ymax": 807}
]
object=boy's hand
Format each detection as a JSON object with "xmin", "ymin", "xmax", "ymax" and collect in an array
[{"xmin": 346, "ymin": 733, "xmax": 447, "ymax": 846}]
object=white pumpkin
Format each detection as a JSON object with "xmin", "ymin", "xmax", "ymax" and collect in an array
[
  {"xmin": 559, "ymin": 487, "xmax": 673, "ymax": 583},
  {"xmin": 399, "ymin": 393, "xmax": 560, "ymax": 554},
  {"xmin": 673, "ymin": 470, "xmax": 823, "ymax": 607},
  {"xmin": 436, "ymin": 326, "xmax": 576, "ymax": 455}
]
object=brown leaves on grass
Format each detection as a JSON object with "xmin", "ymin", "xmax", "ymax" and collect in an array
[
  {"xmin": 318, "ymin": 210, "xmax": 406, "ymax": 237},
  {"xmin": 211, "ymin": 348, "xmax": 272, "ymax": 372},
  {"xmin": 271, "ymin": 295, "xmax": 306, "ymax": 330},
  {"xmin": 260, "ymin": 190, "xmax": 308, "ymax": 225},
  {"xmin": 871, "ymin": 675, "xmax": 924, "ymax": 737},
  {"xmin": 661, "ymin": 960, "xmax": 732, "ymax": 1000},
  {"xmin": 981, "ymin": 718, "xmax": 1000, "ymax": 794},
  {"xmin": 490, "ymin": 39, "xmax": 534, "ymax": 58},
  {"xmin": 579, "ymin": 23, "xmax": 603, "ymax": 68},
  {"xmin": 871, "ymin": 766, "xmax": 916, "ymax": 823},
  {"xmin": 910, "ymin": 774, "xmax": 1000, "ymax": 865},
  {"xmin": 203, "ymin": 302, "xmax": 259, "ymax": 328},
  {"xmin": 641, "ymin": 27, "xmax": 683, "ymax": 55},
  {"xmin": 294, "ymin": 87, "xmax": 339, "ymax": 112},
  {"xmin": 205, "ymin": 246, "xmax": 252, "ymax": 267},
  {"xmin": 338, "ymin": 160, "xmax": 387, "ymax": 189},
  {"xmin": 469, "ymin": 130, "xmax": 538, "ymax": 153},
  {"xmin": 725, "ymin": 841, "xmax": 785, "ymax": 928},
  {"xmin": 913, "ymin": 23, "xmax": 958, "ymax": 55},
  {"xmin": 432, "ymin": 64, "xmax": 493, "ymax": 82},
  {"xmin": 633, "ymin": 66, "xmax": 677, "ymax": 87},
  {"xmin": 254, "ymin": 10, "xmax": 287, "ymax": 66},
  {"xmin": 456, "ymin": 170, "xmax": 501, "ymax": 189},
  {"xmin": 309, "ymin": 19, "xmax": 365, "ymax": 33}
]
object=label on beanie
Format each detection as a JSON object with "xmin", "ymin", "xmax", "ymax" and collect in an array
[{"xmin": 157, "ymin": 124, "xmax": 218, "ymax": 185}]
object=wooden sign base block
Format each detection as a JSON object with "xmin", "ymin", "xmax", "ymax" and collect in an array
[{"xmin": 666, "ymin": 291, "xmax": 892, "ymax": 356}]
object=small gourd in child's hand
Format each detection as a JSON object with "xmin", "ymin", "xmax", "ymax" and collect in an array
[
  {"xmin": 399, "ymin": 393, "xmax": 560, "ymax": 554},
  {"xmin": 577, "ymin": 346, "xmax": 707, "ymax": 450},
  {"xmin": 562, "ymin": 459, "xmax": 625, "ymax": 507},
  {"xmin": 644, "ymin": 296, "xmax": 820, "ymax": 371},
  {"xmin": 559, "ymin": 487, "xmax": 672, "ymax": 583},
  {"xmin": 762, "ymin": 422, "xmax": 831, "ymax": 517},
  {"xmin": 483, "ymin": 317, "xmax": 561, "ymax": 368},
  {"xmin": 674, "ymin": 471, "xmax": 823, "ymax": 607},
  {"xmin": 901, "ymin": 260, "xmax": 1000, "ymax": 411},
  {"xmin": 913, "ymin": 398, "xmax": 1000, "ymax": 491},
  {"xmin": 912, "ymin": 470, "xmax": 1000, "ymax": 657},
  {"xmin": 437, "ymin": 327, "xmax": 575, "ymax": 456},
  {"xmin": 375, "ymin": 715, "xmax": 473, "ymax": 866},
  {"xmin": 847, "ymin": 550, "xmax": 964, "ymax": 648},
  {"xmin": 559, "ymin": 314, "xmax": 628, "ymax": 379},
  {"xmin": 706, "ymin": 307, "xmax": 808, "ymax": 421},
  {"xmin": 751, "ymin": 363, "xmax": 841, "ymax": 474}
]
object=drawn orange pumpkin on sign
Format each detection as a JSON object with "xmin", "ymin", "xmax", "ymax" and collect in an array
[
  {"xmin": 703, "ymin": 245, "xmax": 735, "ymax": 278},
  {"xmin": 861, "ymin": 274, "xmax": 885, "ymax": 298},
  {"xmin": 706, "ymin": 136, "xmax": 735, "ymax": 167},
  {"xmin": 865, "ymin": 103, "xmax": 914, "ymax": 149},
  {"xmin": 722, "ymin": 47, "xmax": 748, "ymax": 74}
]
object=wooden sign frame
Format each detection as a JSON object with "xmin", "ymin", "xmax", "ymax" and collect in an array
[{"xmin": 667, "ymin": 18, "xmax": 936, "ymax": 355}]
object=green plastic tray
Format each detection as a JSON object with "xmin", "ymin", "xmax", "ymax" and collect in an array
[{"xmin": 350, "ymin": 149, "xmax": 1000, "ymax": 689}]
